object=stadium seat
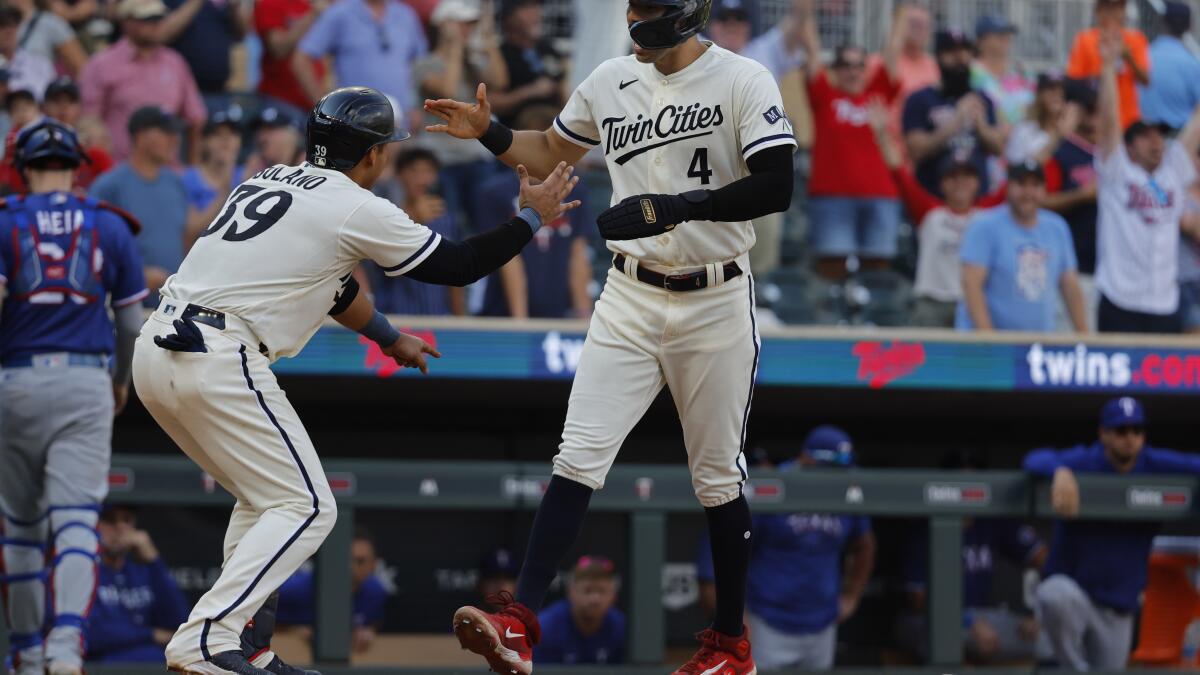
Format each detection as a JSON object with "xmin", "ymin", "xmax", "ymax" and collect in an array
[
  {"xmin": 856, "ymin": 269, "xmax": 915, "ymax": 327},
  {"xmin": 1130, "ymin": 551, "xmax": 1200, "ymax": 666}
]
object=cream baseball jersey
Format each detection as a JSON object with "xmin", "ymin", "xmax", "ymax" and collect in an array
[
  {"xmin": 552, "ymin": 43, "xmax": 797, "ymax": 267},
  {"xmin": 162, "ymin": 163, "xmax": 439, "ymax": 359}
]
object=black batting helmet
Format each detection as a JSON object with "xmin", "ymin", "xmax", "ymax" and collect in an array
[
  {"xmin": 14, "ymin": 118, "xmax": 89, "ymax": 172},
  {"xmin": 306, "ymin": 86, "xmax": 410, "ymax": 171},
  {"xmin": 630, "ymin": 0, "xmax": 713, "ymax": 50}
]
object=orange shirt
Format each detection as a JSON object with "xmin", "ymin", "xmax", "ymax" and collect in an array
[{"xmin": 1067, "ymin": 28, "xmax": 1149, "ymax": 129}]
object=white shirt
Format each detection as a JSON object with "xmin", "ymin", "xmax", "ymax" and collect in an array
[
  {"xmin": 552, "ymin": 43, "xmax": 797, "ymax": 268},
  {"xmin": 915, "ymin": 206, "xmax": 976, "ymax": 302},
  {"xmin": 1005, "ymin": 120, "xmax": 1052, "ymax": 164},
  {"xmin": 162, "ymin": 164, "xmax": 440, "ymax": 360},
  {"xmin": 1095, "ymin": 142, "xmax": 1197, "ymax": 315}
]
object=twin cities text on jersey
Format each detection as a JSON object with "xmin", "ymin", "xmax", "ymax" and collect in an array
[
  {"xmin": 602, "ymin": 102, "xmax": 725, "ymax": 165},
  {"xmin": 251, "ymin": 165, "xmax": 329, "ymax": 190}
]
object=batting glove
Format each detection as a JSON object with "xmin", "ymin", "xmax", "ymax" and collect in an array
[
  {"xmin": 153, "ymin": 316, "xmax": 208, "ymax": 353},
  {"xmin": 596, "ymin": 190, "xmax": 711, "ymax": 241}
]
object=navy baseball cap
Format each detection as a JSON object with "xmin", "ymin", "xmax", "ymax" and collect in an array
[
  {"xmin": 802, "ymin": 425, "xmax": 855, "ymax": 467},
  {"xmin": 43, "ymin": 76, "xmax": 80, "ymax": 102},
  {"xmin": 975, "ymin": 15, "xmax": 1016, "ymax": 39},
  {"xmin": 1007, "ymin": 159, "xmax": 1045, "ymax": 183},
  {"xmin": 128, "ymin": 105, "xmax": 180, "ymax": 135},
  {"xmin": 1124, "ymin": 118, "xmax": 1175, "ymax": 144},
  {"xmin": 938, "ymin": 154, "xmax": 979, "ymax": 179},
  {"xmin": 712, "ymin": 0, "xmax": 749, "ymax": 22},
  {"xmin": 205, "ymin": 105, "xmax": 244, "ymax": 135},
  {"xmin": 251, "ymin": 105, "xmax": 296, "ymax": 131},
  {"xmin": 1101, "ymin": 396, "xmax": 1146, "ymax": 428},
  {"xmin": 1165, "ymin": 1, "xmax": 1192, "ymax": 33},
  {"xmin": 479, "ymin": 549, "xmax": 519, "ymax": 580},
  {"xmin": 935, "ymin": 29, "xmax": 973, "ymax": 54}
]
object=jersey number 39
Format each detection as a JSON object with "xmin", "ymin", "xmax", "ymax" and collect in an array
[{"xmin": 201, "ymin": 185, "xmax": 294, "ymax": 241}]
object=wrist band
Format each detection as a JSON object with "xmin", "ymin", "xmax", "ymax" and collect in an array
[
  {"xmin": 517, "ymin": 206, "xmax": 543, "ymax": 234},
  {"xmin": 479, "ymin": 119, "xmax": 514, "ymax": 156},
  {"xmin": 360, "ymin": 311, "xmax": 401, "ymax": 347}
]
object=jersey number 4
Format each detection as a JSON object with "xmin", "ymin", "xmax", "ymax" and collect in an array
[
  {"xmin": 201, "ymin": 185, "xmax": 294, "ymax": 241},
  {"xmin": 688, "ymin": 148, "xmax": 713, "ymax": 185}
]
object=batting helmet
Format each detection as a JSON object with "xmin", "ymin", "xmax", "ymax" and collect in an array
[
  {"xmin": 14, "ymin": 118, "xmax": 89, "ymax": 172},
  {"xmin": 305, "ymin": 86, "xmax": 410, "ymax": 171},
  {"xmin": 630, "ymin": 0, "xmax": 714, "ymax": 50}
]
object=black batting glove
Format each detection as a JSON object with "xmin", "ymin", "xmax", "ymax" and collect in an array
[
  {"xmin": 596, "ymin": 191, "xmax": 712, "ymax": 241},
  {"xmin": 153, "ymin": 317, "xmax": 208, "ymax": 353}
]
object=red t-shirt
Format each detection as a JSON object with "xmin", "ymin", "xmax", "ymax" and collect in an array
[
  {"xmin": 255, "ymin": 0, "xmax": 325, "ymax": 110},
  {"xmin": 806, "ymin": 68, "xmax": 901, "ymax": 198}
]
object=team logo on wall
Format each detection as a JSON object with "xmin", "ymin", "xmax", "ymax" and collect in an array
[
  {"xmin": 925, "ymin": 483, "xmax": 991, "ymax": 506},
  {"xmin": 852, "ymin": 341, "xmax": 926, "ymax": 389},
  {"xmin": 1127, "ymin": 486, "xmax": 1191, "ymax": 509}
]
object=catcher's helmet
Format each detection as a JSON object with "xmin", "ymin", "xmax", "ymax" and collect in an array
[
  {"xmin": 306, "ymin": 86, "xmax": 410, "ymax": 171},
  {"xmin": 630, "ymin": 0, "xmax": 714, "ymax": 50},
  {"xmin": 14, "ymin": 118, "xmax": 89, "ymax": 172}
]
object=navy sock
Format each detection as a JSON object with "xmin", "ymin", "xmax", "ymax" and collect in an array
[
  {"xmin": 705, "ymin": 495, "xmax": 752, "ymax": 637},
  {"xmin": 515, "ymin": 475, "xmax": 593, "ymax": 611}
]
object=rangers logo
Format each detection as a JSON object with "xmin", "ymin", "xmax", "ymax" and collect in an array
[{"xmin": 641, "ymin": 198, "xmax": 657, "ymax": 223}]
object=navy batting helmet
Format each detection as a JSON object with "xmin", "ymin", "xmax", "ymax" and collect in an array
[
  {"xmin": 630, "ymin": 0, "xmax": 714, "ymax": 50},
  {"xmin": 306, "ymin": 86, "xmax": 410, "ymax": 171},
  {"xmin": 14, "ymin": 118, "xmax": 89, "ymax": 172}
]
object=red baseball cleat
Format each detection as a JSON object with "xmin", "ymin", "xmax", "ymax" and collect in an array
[
  {"xmin": 672, "ymin": 628, "xmax": 756, "ymax": 675},
  {"xmin": 452, "ymin": 592, "xmax": 541, "ymax": 674}
]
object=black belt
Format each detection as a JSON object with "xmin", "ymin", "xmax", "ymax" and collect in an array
[{"xmin": 613, "ymin": 254, "xmax": 742, "ymax": 292}]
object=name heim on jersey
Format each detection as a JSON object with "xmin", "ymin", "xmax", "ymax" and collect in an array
[{"xmin": 602, "ymin": 102, "xmax": 724, "ymax": 165}]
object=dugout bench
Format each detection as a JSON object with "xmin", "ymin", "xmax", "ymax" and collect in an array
[{"xmin": 3, "ymin": 457, "xmax": 1198, "ymax": 674}]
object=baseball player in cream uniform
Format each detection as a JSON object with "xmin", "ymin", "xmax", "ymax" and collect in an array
[
  {"xmin": 424, "ymin": 1, "xmax": 796, "ymax": 672},
  {"xmin": 131, "ymin": 86, "xmax": 579, "ymax": 675}
]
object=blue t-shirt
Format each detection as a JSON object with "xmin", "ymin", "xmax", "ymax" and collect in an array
[
  {"xmin": 1049, "ymin": 136, "xmax": 1099, "ymax": 274},
  {"xmin": 180, "ymin": 166, "xmax": 245, "ymax": 212},
  {"xmin": 533, "ymin": 599, "xmax": 626, "ymax": 665},
  {"xmin": 86, "ymin": 558, "xmax": 190, "ymax": 663},
  {"xmin": 366, "ymin": 209, "xmax": 458, "ymax": 316},
  {"xmin": 902, "ymin": 519, "xmax": 1042, "ymax": 608},
  {"xmin": 955, "ymin": 206, "xmax": 1077, "ymax": 331},
  {"xmin": 903, "ymin": 86, "xmax": 998, "ymax": 198},
  {"xmin": 1139, "ymin": 36, "xmax": 1200, "ymax": 130},
  {"xmin": 697, "ymin": 483, "xmax": 872, "ymax": 635},
  {"xmin": 1024, "ymin": 443, "xmax": 1200, "ymax": 612},
  {"xmin": 0, "ymin": 192, "xmax": 147, "ymax": 362},
  {"xmin": 276, "ymin": 569, "xmax": 387, "ymax": 628},
  {"xmin": 90, "ymin": 163, "xmax": 190, "ymax": 277},
  {"xmin": 477, "ymin": 171, "xmax": 586, "ymax": 319},
  {"xmin": 163, "ymin": 0, "xmax": 239, "ymax": 91}
]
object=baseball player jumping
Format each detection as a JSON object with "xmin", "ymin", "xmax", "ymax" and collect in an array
[
  {"xmin": 426, "ymin": 1, "xmax": 796, "ymax": 672},
  {"xmin": 0, "ymin": 120, "xmax": 148, "ymax": 675},
  {"xmin": 132, "ymin": 86, "xmax": 581, "ymax": 675}
]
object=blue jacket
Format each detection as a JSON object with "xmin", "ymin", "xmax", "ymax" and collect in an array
[{"xmin": 86, "ymin": 558, "xmax": 189, "ymax": 663}]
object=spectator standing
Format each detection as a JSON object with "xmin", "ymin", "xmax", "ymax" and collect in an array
[
  {"xmin": 867, "ymin": 3, "xmax": 939, "ymax": 152},
  {"xmin": 89, "ymin": 106, "xmax": 193, "ymax": 302},
  {"xmin": 86, "ymin": 506, "xmax": 190, "ymax": 664},
  {"xmin": 534, "ymin": 556, "xmax": 627, "ymax": 665},
  {"xmin": 904, "ymin": 30, "xmax": 1005, "ymax": 198},
  {"xmin": 364, "ymin": 148, "xmax": 466, "ymax": 316},
  {"xmin": 800, "ymin": 0, "xmax": 903, "ymax": 281},
  {"xmin": 1025, "ymin": 396, "xmax": 1200, "ymax": 671},
  {"xmin": 241, "ymin": 105, "xmax": 304, "ymax": 175},
  {"xmin": 0, "ymin": 6, "xmax": 56, "ymax": 101},
  {"xmin": 1178, "ymin": 182, "xmax": 1200, "ymax": 334},
  {"xmin": 254, "ymin": 0, "xmax": 327, "ymax": 113},
  {"xmin": 742, "ymin": 0, "xmax": 805, "ymax": 83},
  {"xmin": 1066, "ymin": 0, "xmax": 1148, "ymax": 130},
  {"xmin": 1093, "ymin": 33, "xmax": 1200, "ymax": 333},
  {"xmin": 706, "ymin": 0, "xmax": 752, "ymax": 55},
  {"xmin": 1006, "ymin": 73, "xmax": 1066, "ymax": 164},
  {"xmin": 490, "ymin": 0, "xmax": 567, "ymax": 128},
  {"xmin": 1139, "ymin": 2, "xmax": 1200, "ymax": 130},
  {"xmin": 159, "ymin": 0, "xmax": 248, "ymax": 101},
  {"xmin": 180, "ymin": 107, "xmax": 244, "ymax": 227},
  {"xmin": 414, "ymin": 0, "xmax": 506, "ymax": 232},
  {"xmin": 295, "ymin": 0, "xmax": 428, "ymax": 117},
  {"xmin": 697, "ymin": 426, "xmax": 875, "ymax": 671},
  {"xmin": 79, "ymin": 0, "xmax": 206, "ymax": 162},
  {"xmin": 957, "ymin": 160, "xmax": 1088, "ymax": 333},
  {"xmin": 970, "ymin": 16, "xmax": 1033, "ymax": 128},
  {"xmin": 5, "ymin": 0, "xmax": 88, "ymax": 76},
  {"xmin": 41, "ymin": 77, "xmax": 113, "ymax": 189}
]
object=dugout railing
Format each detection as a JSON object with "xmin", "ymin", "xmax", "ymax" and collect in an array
[{"xmin": 3, "ymin": 457, "xmax": 1198, "ymax": 674}]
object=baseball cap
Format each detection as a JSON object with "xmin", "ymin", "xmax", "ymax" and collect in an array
[
  {"xmin": 43, "ymin": 76, "xmax": 80, "ymax": 102},
  {"xmin": 127, "ymin": 105, "xmax": 180, "ymax": 136},
  {"xmin": 1165, "ymin": 1, "xmax": 1192, "ymax": 33},
  {"xmin": 935, "ymin": 28, "xmax": 973, "ymax": 54},
  {"xmin": 1007, "ymin": 159, "xmax": 1045, "ymax": 183},
  {"xmin": 571, "ymin": 555, "xmax": 616, "ymax": 582},
  {"xmin": 431, "ymin": 0, "xmax": 481, "ymax": 24},
  {"xmin": 938, "ymin": 154, "xmax": 979, "ymax": 179},
  {"xmin": 205, "ymin": 105, "xmax": 244, "ymax": 134},
  {"xmin": 712, "ymin": 0, "xmax": 750, "ymax": 22},
  {"xmin": 500, "ymin": 0, "xmax": 539, "ymax": 21},
  {"xmin": 975, "ymin": 15, "xmax": 1016, "ymax": 39},
  {"xmin": 1036, "ymin": 71, "xmax": 1065, "ymax": 91},
  {"xmin": 251, "ymin": 105, "xmax": 296, "ymax": 131},
  {"xmin": 1101, "ymin": 396, "xmax": 1145, "ymax": 428},
  {"xmin": 478, "ymin": 549, "xmax": 519, "ymax": 580},
  {"xmin": 117, "ymin": 0, "xmax": 168, "ymax": 20},
  {"xmin": 802, "ymin": 425, "xmax": 855, "ymax": 467},
  {"xmin": 0, "ymin": 5, "xmax": 22, "ymax": 27},
  {"xmin": 1124, "ymin": 119, "xmax": 1174, "ymax": 144}
]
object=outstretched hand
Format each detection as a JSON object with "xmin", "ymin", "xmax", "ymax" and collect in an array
[
  {"xmin": 381, "ymin": 332, "xmax": 442, "ymax": 374},
  {"xmin": 518, "ymin": 161, "xmax": 582, "ymax": 223},
  {"xmin": 424, "ymin": 82, "xmax": 493, "ymax": 139}
]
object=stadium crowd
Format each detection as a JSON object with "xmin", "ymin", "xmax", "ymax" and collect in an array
[{"xmin": 0, "ymin": 0, "xmax": 1196, "ymax": 332}]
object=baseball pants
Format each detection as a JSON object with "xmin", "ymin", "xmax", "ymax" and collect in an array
[
  {"xmin": 1036, "ymin": 574, "xmax": 1133, "ymax": 671},
  {"xmin": 551, "ymin": 259, "xmax": 759, "ymax": 506},
  {"xmin": 133, "ymin": 308, "xmax": 337, "ymax": 668},
  {"xmin": 747, "ymin": 612, "xmax": 836, "ymax": 669},
  {"xmin": 0, "ymin": 364, "xmax": 111, "ymax": 671}
]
